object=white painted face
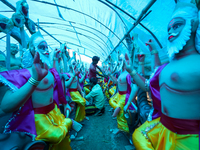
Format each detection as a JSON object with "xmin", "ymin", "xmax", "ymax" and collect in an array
[
  {"xmin": 37, "ymin": 41, "xmax": 49, "ymax": 57},
  {"xmin": 168, "ymin": 17, "xmax": 186, "ymax": 42},
  {"xmin": 10, "ymin": 44, "xmax": 18, "ymax": 55},
  {"xmin": 167, "ymin": 3, "xmax": 198, "ymax": 61},
  {"xmin": 34, "ymin": 37, "xmax": 51, "ymax": 67},
  {"xmin": 167, "ymin": 17, "xmax": 192, "ymax": 61}
]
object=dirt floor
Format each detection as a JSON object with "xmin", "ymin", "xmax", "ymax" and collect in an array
[{"xmin": 71, "ymin": 100, "xmax": 136, "ymax": 150}]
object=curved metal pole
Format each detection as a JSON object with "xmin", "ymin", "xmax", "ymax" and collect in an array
[
  {"xmin": 105, "ymin": 0, "xmax": 162, "ymax": 49},
  {"xmin": 97, "ymin": 0, "xmax": 128, "ymax": 31},
  {"xmin": 39, "ymin": 22, "xmax": 112, "ymax": 52},
  {"xmin": 31, "ymin": 0, "xmax": 129, "ymax": 50},
  {"xmin": 46, "ymin": 34, "xmax": 106, "ymax": 59},
  {"xmin": 40, "ymin": 24, "xmax": 110, "ymax": 54},
  {"xmin": 41, "ymin": 27, "xmax": 108, "ymax": 56},
  {"xmin": 39, "ymin": 19, "xmax": 115, "ymax": 48},
  {"xmin": 49, "ymin": 42, "xmax": 99, "ymax": 59},
  {"xmin": 105, "ymin": 0, "xmax": 158, "ymax": 61}
]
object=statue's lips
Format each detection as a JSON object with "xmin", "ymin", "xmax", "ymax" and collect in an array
[{"xmin": 168, "ymin": 35, "xmax": 175, "ymax": 41}]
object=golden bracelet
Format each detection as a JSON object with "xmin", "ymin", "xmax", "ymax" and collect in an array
[
  {"xmin": 151, "ymin": 50, "xmax": 158, "ymax": 55},
  {"xmin": 130, "ymin": 69, "xmax": 137, "ymax": 77},
  {"xmin": 139, "ymin": 62, "xmax": 145, "ymax": 65},
  {"xmin": 53, "ymin": 57, "xmax": 59, "ymax": 61},
  {"xmin": 28, "ymin": 77, "xmax": 40, "ymax": 86}
]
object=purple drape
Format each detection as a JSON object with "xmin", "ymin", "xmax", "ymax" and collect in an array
[{"xmin": 149, "ymin": 63, "xmax": 168, "ymax": 120}]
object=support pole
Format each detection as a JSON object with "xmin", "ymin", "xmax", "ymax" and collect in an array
[
  {"xmin": 105, "ymin": 0, "xmax": 157, "ymax": 62},
  {"xmin": 20, "ymin": 26, "xmax": 26, "ymax": 57},
  {"xmin": 105, "ymin": 0, "xmax": 162, "ymax": 48},
  {"xmin": 6, "ymin": 33, "xmax": 11, "ymax": 70}
]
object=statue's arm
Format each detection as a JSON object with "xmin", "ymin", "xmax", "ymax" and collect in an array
[
  {"xmin": 124, "ymin": 84, "xmax": 138, "ymax": 111},
  {"xmin": 1, "ymin": 81, "xmax": 37, "ymax": 113},
  {"xmin": 79, "ymin": 73, "xmax": 86, "ymax": 84}
]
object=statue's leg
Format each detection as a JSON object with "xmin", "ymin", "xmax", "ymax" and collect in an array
[
  {"xmin": 109, "ymin": 93, "xmax": 119, "ymax": 109},
  {"xmin": 133, "ymin": 117, "xmax": 199, "ymax": 150},
  {"xmin": 116, "ymin": 94, "xmax": 129, "ymax": 133},
  {"xmin": 70, "ymin": 91, "xmax": 86, "ymax": 122},
  {"xmin": 109, "ymin": 86, "xmax": 116, "ymax": 96},
  {"xmin": 132, "ymin": 120, "xmax": 156, "ymax": 150},
  {"xmin": 35, "ymin": 104, "xmax": 72, "ymax": 150}
]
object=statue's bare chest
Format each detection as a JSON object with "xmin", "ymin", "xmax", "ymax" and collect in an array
[
  {"xmin": 118, "ymin": 72, "xmax": 127, "ymax": 84},
  {"xmin": 36, "ymin": 71, "xmax": 54, "ymax": 91},
  {"xmin": 160, "ymin": 55, "xmax": 200, "ymax": 90}
]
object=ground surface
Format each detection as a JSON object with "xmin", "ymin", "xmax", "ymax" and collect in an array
[{"xmin": 71, "ymin": 100, "xmax": 136, "ymax": 150}]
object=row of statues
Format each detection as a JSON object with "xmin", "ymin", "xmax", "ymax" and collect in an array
[{"xmin": 0, "ymin": 0, "xmax": 200, "ymax": 150}]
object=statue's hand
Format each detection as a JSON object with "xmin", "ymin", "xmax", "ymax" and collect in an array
[
  {"xmin": 145, "ymin": 39, "xmax": 156, "ymax": 52},
  {"xmin": 124, "ymin": 104, "xmax": 128, "ymax": 113},
  {"xmin": 138, "ymin": 54, "xmax": 145, "ymax": 62},
  {"xmin": 60, "ymin": 43, "xmax": 66, "ymax": 54},
  {"xmin": 75, "ymin": 69, "xmax": 80, "ymax": 76},
  {"xmin": 125, "ymin": 53, "xmax": 133, "ymax": 74},
  {"xmin": 54, "ymin": 49, "xmax": 61, "ymax": 59},
  {"xmin": 32, "ymin": 52, "xmax": 48, "ymax": 81}
]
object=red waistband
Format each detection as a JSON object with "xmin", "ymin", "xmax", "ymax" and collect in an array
[
  {"xmin": 69, "ymin": 88, "xmax": 78, "ymax": 92},
  {"xmin": 161, "ymin": 113, "xmax": 200, "ymax": 134},
  {"xmin": 119, "ymin": 91, "xmax": 127, "ymax": 95},
  {"xmin": 34, "ymin": 103, "xmax": 55, "ymax": 114}
]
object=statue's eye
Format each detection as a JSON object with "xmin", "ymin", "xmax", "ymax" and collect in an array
[
  {"xmin": 38, "ymin": 45, "xmax": 45, "ymax": 50},
  {"xmin": 173, "ymin": 23, "xmax": 182, "ymax": 30},
  {"xmin": 0, "ymin": 23, "xmax": 7, "ymax": 30}
]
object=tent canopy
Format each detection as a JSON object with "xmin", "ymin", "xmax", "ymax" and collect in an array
[{"xmin": 0, "ymin": 0, "xmax": 177, "ymax": 64}]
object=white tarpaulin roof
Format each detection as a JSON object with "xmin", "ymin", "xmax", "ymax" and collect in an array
[{"xmin": 0, "ymin": 0, "xmax": 177, "ymax": 63}]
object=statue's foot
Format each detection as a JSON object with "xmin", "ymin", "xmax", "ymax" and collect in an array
[
  {"xmin": 94, "ymin": 110, "xmax": 103, "ymax": 116},
  {"xmin": 112, "ymin": 128, "xmax": 121, "ymax": 135},
  {"xmin": 72, "ymin": 120, "xmax": 82, "ymax": 132},
  {"xmin": 85, "ymin": 116, "xmax": 89, "ymax": 121},
  {"xmin": 109, "ymin": 108, "xmax": 113, "ymax": 112},
  {"xmin": 112, "ymin": 107, "xmax": 121, "ymax": 117}
]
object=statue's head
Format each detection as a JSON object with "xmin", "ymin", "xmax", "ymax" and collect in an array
[
  {"xmin": 69, "ymin": 58, "xmax": 76, "ymax": 71},
  {"xmin": 16, "ymin": 0, "xmax": 29, "ymax": 18},
  {"xmin": 22, "ymin": 32, "xmax": 51, "ymax": 68},
  {"xmin": 10, "ymin": 44, "xmax": 19, "ymax": 55},
  {"xmin": 0, "ymin": 52, "xmax": 6, "ymax": 70},
  {"xmin": 167, "ymin": 2, "xmax": 199, "ymax": 60},
  {"xmin": 0, "ymin": 15, "xmax": 14, "ymax": 34},
  {"xmin": 118, "ymin": 54, "xmax": 125, "ymax": 71}
]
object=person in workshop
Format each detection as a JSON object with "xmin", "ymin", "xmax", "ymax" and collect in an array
[
  {"xmin": 84, "ymin": 77, "xmax": 105, "ymax": 116},
  {"xmin": 125, "ymin": 1, "xmax": 200, "ymax": 149},
  {"xmin": 89, "ymin": 56, "xmax": 107, "ymax": 82}
]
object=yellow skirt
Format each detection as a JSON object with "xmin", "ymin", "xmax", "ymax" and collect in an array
[
  {"xmin": 105, "ymin": 90, "xmax": 110, "ymax": 99},
  {"xmin": 109, "ymin": 86, "xmax": 116, "ymax": 96},
  {"xmin": 84, "ymin": 87, "xmax": 90, "ymax": 95},
  {"xmin": 102, "ymin": 82, "xmax": 107, "ymax": 90},
  {"xmin": 70, "ymin": 91, "xmax": 86, "ymax": 122},
  {"xmin": 35, "ymin": 104, "xmax": 72, "ymax": 150},
  {"xmin": 132, "ymin": 117, "xmax": 199, "ymax": 150},
  {"xmin": 109, "ymin": 93, "xmax": 129, "ymax": 133}
]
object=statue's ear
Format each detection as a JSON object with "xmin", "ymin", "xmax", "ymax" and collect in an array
[
  {"xmin": 191, "ymin": 18, "xmax": 199, "ymax": 32},
  {"xmin": 29, "ymin": 46, "xmax": 35, "ymax": 58}
]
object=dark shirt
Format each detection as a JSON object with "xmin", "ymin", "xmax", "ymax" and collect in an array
[{"xmin": 89, "ymin": 63, "xmax": 97, "ymax": 79}]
